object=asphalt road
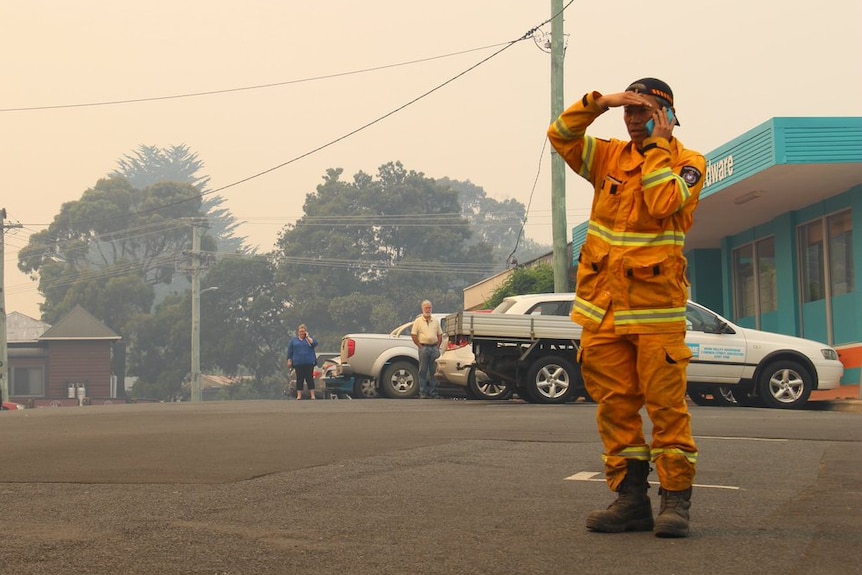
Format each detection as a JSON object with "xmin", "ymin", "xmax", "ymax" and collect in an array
[{"xmin": 1, "ymin": 399, "xmax": 861, "ymax": 575}]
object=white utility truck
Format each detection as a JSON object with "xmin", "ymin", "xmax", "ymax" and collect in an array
[
  {"xmin": 337, "ymin": 314, "xmax": 449, "ymax": 399},
  {"xmin": 444, "ymin": 309, "xmax": 586, "ymax": 404}
]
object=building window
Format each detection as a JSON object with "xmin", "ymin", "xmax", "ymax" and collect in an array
[
  {"xmin": 11, "ymin": 366, "xmax": 45, "ymax": 396},
  {"xmin": 757, "ymin": 238, "xmax": 777, "ymax": 314},
  {"xmin": 733, "ymin": 244, "xmax": 755, "ymax": 318},
  {"xmin": 799, "ymin": 210, "xmax": 854, "ymax": 302},
  {"xmin": 799, "ymin": 220, "xmax": 825, "ymax": 302},
  {"xmin": 828, "ymin": 210, "xmax": 854, "ymax": 296},
  {"xmin": 732, "ymin": 237, "xmax": 776, "ymax": 327}
]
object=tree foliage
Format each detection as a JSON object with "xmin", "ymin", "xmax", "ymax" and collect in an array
[
  {"xmin": 128, "ymin": 255, "xmax": 292, "ymax": 401},
  {"xmin": 484, "ymin": 263, "xmax": 556, "ymax": 308},
  {"xmin": 18, "ymin": 177, "xmax": 206, "ymax": 324},
  {"xmin": 18, "ymin": 144, "xmax": 248, "ymax": 346},
  {"xmin": 199, "ymin": 256, "xmax": 291, "ymax": 378},
  {"xmin": 110, "ymin": 144, "xmax": 248, "ymax": 254},
  {"xmin": 128, "ymin": 294, "xmax": 189, "ymax": 400},
  {"xmin": 439, "ymin": 177, "xmax": 550, "ymax": 264},
  {"xmin": 22, "ymin": 153, "xmax": 549, "ymax": 401},
  {"xmin": 111, "ymin": 144, "xmax": 211, "ymax": 191},
  {"xmin": 273, "ymin": 162, "xmax": 496, "ymax": 347}
]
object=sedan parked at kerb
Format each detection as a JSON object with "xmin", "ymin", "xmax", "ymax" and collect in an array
[{"xmin": 683, "ymin": 301, "xmax": 844, "ymax": 409}]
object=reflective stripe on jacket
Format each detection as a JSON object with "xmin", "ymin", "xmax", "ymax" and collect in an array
[{"xmin": 548, "ymin": 91, "xmax": 706, "ymax": 334}]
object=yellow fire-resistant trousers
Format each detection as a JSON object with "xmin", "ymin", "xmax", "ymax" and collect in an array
[{"xmin": 579, "ymin": 314, "xmax": 697, "ymax": 492}]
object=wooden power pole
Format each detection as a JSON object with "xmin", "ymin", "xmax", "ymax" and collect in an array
[
  {"xmin": 550, "ymin": 0, "xmax": 568, "ymax": 292},
  {"xmin": 1, "ymin": 209, "xmax": 23, "ymax": 403}
]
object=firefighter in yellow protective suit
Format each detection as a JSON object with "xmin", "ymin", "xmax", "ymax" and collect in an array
[{"xmin": 547, "ymin": 78, "xmax": 706, "ymax": 538}]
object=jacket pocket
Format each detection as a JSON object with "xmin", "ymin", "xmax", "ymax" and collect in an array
[
  {"xmin": 624, "ymin": 254, "xmax": 677, "ymax": 309},
  {"xmin": 600, "ymin": 175, "xmax": 624, "ymax": 196},
  {"xmin": 664, "ymin": 342, "xmax": 693, "ymax": 366},
  {"xmin": 576, "ymin": 242, "xmax": 609, "ymax": 301}
]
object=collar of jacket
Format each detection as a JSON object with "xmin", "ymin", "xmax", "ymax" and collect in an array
[{"xmin": 622, "ymin": 138, "xmax": 680, "ymax": 171}]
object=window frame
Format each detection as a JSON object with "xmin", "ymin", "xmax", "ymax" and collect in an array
[
  {"xmin": 731, "ymin": 236, "xmax": 776, "ymax": 329},
  {"xmin": 10, "ymin": 365, "xmax": 46, "ymax": 397},
  {"xmin": 796, "ymin": 208, "xmax": 855, "ymax": 345}
]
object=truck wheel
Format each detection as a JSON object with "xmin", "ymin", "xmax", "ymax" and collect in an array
[
  {"xmin": 353, "ymin": 378, "xmax": 379, "ymax": 399},
  {"xmin": 756, "ymin": 360, "xmax": 813, "ymax": 409},
  {"xmin": 380, "ymin": 361, "xmax": 420, "ymax": 399},
  {"xmin": 524, "ymin": 356, "xmax": 577, "ymax": 404},
  {"xmin": 467, "ymin": 368, "xmax": 513, "ymax": 401}
]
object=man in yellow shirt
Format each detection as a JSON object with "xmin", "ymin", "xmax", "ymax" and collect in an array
[{"xmin": 410, "ymin": 300, "xmax": 443, "ymax": 399}]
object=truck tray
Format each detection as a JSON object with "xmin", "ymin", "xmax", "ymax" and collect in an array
[{"xmin": 445, "ymin": 311, "xmax": 582, "ymax": 341}]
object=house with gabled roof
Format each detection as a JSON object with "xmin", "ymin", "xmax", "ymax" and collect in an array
[{"xmin": 7, "ymin": 305, "xmax": 125, "ymax": 407}]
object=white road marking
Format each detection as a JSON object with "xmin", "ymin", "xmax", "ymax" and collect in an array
[
  {"xmin": 695, "ymin": 435, "xmax": 787, "ymax": 442},
  {"xmin": 565, "ymin": 472, "xmax": 739, "ymax": 490},
  {"xmin": 566, "ymin": 471, "xmax": 602, "ymax": 481},
  {"xmin": 564, "ymin": 436, "xmax": 788, "ymax": 490}
]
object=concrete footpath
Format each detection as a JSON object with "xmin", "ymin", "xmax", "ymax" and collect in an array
[{"xmin": 808, "ymin": 384, "xmax": 862, "ymax": 412}]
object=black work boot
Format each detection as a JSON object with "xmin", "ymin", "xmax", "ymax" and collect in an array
[
  {"xmin": 655, "ymin": 487, "xmax": 692, "ymax": 538},
  {"xmin": 586, "ymin": 460, "xmax": 654, "ymax": 533}
]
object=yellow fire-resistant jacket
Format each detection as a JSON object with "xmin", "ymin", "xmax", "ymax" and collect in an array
[{"xmin": 548, "ymin": 91, "xmax": 706, "ymax": 334}]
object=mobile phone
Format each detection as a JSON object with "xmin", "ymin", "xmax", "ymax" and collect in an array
[{"xmin": 645, "ymin": 108, "xmax": 675, "ymax": 136}]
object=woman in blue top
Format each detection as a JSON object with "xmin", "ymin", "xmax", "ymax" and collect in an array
[{"xmin": 286, "ymin": 323, "xmax": 318, "ymax": 400}]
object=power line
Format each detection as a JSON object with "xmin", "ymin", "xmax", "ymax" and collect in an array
[
  {"xmin": 5, "ymin": 7, "xmax": 574, "ymax": 239},
  {"xmin": 0, "ymin": 43, "xmax": 512, "ymax": 113},
  {"xmin": 508, "ymin": 136, "xmax": 549, "ymax": 265},
  {"xmin": 10, "ymin": 250, "xmax": 505, "ymax": 298},
  {"xmin": 6, "ymin": 5, "xmax": 580, "ymax": 300},
  {"xmin": 4, "ymin": 207, "xmax": 594, "ymax": 267}
]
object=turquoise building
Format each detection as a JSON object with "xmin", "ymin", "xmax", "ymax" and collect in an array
[{"xmin": 572, "ymin": 117, "xmax": 862, "ymax": 387}]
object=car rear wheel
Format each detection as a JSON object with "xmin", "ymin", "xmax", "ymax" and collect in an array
[
  {"xmin": 466, "ymin": 368, "xmax": 513, "ymax": 400},
  {"xmin": 353, "ymin": 378, "xmax": 378, "ymax": 399},
  {"xmin": 756, "ymin": 359, "xmax": 813, "ymax": 409},
  {"xmin": 523, "ymin": 355, "xmax": 577, "ymax": 404},
  {"xmin": 380, "ymin": 361, "xmax": 420, "ymax": 399}
]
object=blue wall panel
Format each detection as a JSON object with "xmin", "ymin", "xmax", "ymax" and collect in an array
[
  {"xmin": 832, "ymin": 294, "xmax": 858, "ymax": 345},
  {"xmin": 687, "ymin": 249, "xmax": 723, "ymax": 313},
  {"xmin": 802, "ymin": 300, "xmax": 829, "ymax": 343},
  {"xmin": 760, "ymin": 311, "xmax": 780, "ymax": 333}
]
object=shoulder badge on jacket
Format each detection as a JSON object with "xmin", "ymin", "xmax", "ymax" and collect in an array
[{"xmin": 680, "ymin": 166, "xmax": 702, "ymax": 186}]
